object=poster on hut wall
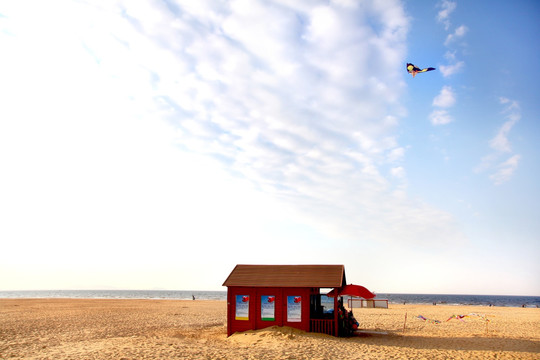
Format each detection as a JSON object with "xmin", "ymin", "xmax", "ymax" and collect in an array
[
  {"xmin": 287, "ymin": 296, "xmax": 302, "ymax": 322},
  {"xmin": 235, "ymin": 295, "xmax": 249, "ymax": 320},
  {"xmin": 261, "ymin": 296, "xmax": 275, "ymax": 321}
]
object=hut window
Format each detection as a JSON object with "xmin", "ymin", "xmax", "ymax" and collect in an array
[{"xmin": 310, "ymin": 294, "xmax": 335, "ymax": 319}]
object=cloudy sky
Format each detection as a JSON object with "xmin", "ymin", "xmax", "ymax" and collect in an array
[{"xmin": 1, "ymin": 0, "xmax": 539, "ymax": 296}]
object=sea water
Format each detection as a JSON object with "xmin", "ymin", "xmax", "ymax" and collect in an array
[
  {"xmin": 1, "ymin": 290, "xmax": 538, "ymax": 308},
  {"xmin": 373, "ymin": 293, "xmax": 540, "ymax": 308},
  {"xmin": 0, "ymin": 290, "xmax": 225, "ymax": 301}
]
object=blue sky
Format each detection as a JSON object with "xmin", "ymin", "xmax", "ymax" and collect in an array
[{"xmin": 1, "ymin": 0, "xmax": 538, "ymax": 296}]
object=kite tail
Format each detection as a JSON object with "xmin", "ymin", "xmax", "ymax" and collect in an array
[{"xmin": 420, "ymin": 67, "xmax": 436, "ymax": 73}]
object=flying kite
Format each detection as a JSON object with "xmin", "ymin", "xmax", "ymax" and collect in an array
[{"xmin": 407, "ymin": 63, "xmax": 436, "ymax": 77}]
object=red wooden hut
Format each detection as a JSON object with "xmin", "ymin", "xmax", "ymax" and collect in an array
[{"xmin": 222, "ymin": 264, "xmax": 374, "ymax": 337}]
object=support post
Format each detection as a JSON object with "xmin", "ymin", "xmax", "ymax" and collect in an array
[{"xmin": 334, "ymin": 295, "xmax": 339, "ymax": 336}]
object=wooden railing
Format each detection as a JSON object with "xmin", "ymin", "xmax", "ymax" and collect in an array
[{"xmin": 310, "ymin": 319, "xmax": 335, "ymax": 336}]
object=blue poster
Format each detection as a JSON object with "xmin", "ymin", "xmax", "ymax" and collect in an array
[
  {"xmin": 287, "ymin": 296, "xmax": 302, "ymax": 322},
  {"xmin": 235, "ymin": 295, "xmax": 249, "ymax": 320},
  {"xmin": 261, "ymin": 296, "xmax": 275, "ymax": 321}
]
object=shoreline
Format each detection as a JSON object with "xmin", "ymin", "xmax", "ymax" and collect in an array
[
  {"xmin": 1, "ymin": 298, "xmax": 537, "ymax": 309},
  {"xmin": 1, "ymin": 290, "xmax": 538, "ymax": 308},
  {"xmin": 1, "ymin": 299, "xmax": 539, "ymax": 359}
]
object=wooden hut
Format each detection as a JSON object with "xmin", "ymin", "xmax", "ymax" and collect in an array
[{"xmin": 222, "ymin": 264, "xmax": 348, "ymax": 337}]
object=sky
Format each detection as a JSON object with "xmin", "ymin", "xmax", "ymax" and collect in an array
[{"xmin": 1, "ymin": 0, "xmax": 539, "ymax": 296}]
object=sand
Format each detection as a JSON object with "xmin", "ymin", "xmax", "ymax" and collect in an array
[{"xmin": 1, "ymin": 299, "xmax": 538, "ymax": 359}]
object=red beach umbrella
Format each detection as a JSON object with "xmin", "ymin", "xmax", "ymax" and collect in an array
[{"xmin": 327, "ymin": 284, "xmax": 375, "ymax": 299}]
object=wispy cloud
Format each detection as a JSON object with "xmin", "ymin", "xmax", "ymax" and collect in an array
[
  {"xmin": 390, "ymin": 166, "xmax": 405, "ymax": 178},
  {"xmin": 444, "ymin": 24, "xmax": 468, "ymax": 46},
  {"xmin": 475, "ymin": 98, "xmax": 521, "ymax": 184},
  {"xmin": 387, "ymin": 146, "xmax": 406, "ymax": 163},
  {"xmin": 437, "ymin": 1, "xmax": 466, "ymax": 77},
  {"xmin": 439, "ymin": 61, "xmax": 465, "ymax": 77},
  {"xmin": 437, "ymin": 0, "xmax": 457, "ymax": 30},
  {"xmin": 0, "ymin": 0, "xmax": 469, "ymax": 291},
  {"xmin": 138, "ymin": 0, "xmax": 458, "ymax": 242},
  {"xmin": 429, "ymin": 109, "xmax": 453, "ymax": 125},
  {"xmin": 432, "ymin": 85, "xmax": 456, "ymax": 108},
  {"xmin": 490, "ymin": 98, "xmax": 521, "ymax": 152},
  {"xmin": 490, "ymin": 154, "xmax": 521, "ymax": 185},
  {"xmin": 430, "ymin": 86, "xmax": 455, "ymax": 125}
]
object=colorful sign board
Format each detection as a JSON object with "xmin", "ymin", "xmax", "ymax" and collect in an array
[
  {"xmin": 235, "ymin": 295, "xmax": 249, "ymax": 320},
  {"xmin": 261, "ymin": 295, "xmax": 275, "ymax": 321},
  {"xmin": 287, "ymin": 296, "xmax": 302, "ymax": 322}
]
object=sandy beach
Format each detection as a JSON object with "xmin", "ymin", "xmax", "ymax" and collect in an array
[{"xmin": 1, "ymin": 299, "xmax": 538, "ymax": 359}]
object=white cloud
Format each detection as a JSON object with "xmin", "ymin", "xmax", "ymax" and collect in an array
[
  {"xmin": 490, "ymin": 98, "xmax": 521, "ymax": 152},
  {"xmin": 437, "ymin": 0, "xmax": 457, "ymax": 30},
  {"xmin": 430, "ymin": 86, "xmax": 455, "ymax": 126},
  {"xmin": 439, "ymin": 61, "xmax": 465, "ymax": 77},
  {"xmin": 390, "ymin": 166, "xmax": 405, "ymax": 178},
  {"xmin": 475, "ymin": 98, "xmax": 521, "ymax": 185},
  {"xmin": 490, "ymin": 155, "xmax": 521, "ymax": 185},
  {"xmin": 444, "ymin": 50, "xmax": 457, "ymax": 61},
  {"xmin": 490, "ymin": 119, "xmax": 518, "ymax": 153},
  {"xmin": 429, "ymin": 109, "xmax": 453, "ymax": 125},
  {"xmin": 454, "ymin": 24, "xmax": 468, "ymax": 36},
  {"xmin": 387, "ymin": 147, "xmax": 405, "ymax": 162},
  {"xmin": 0, "ymin": 0, "xmax": 470, "ymax": 290},
  {"xmin": 437, "ymin": 1, "xmax": 467, "ymax": 78},
  {"xmin": 444, "ymin": 24, "xmax": 468, "ymax": 45},
  {"xmin": 499, "ymin": 97, "xmax": 521, "ymax": 118},
  {"xmin": 432, "ymin": 86, "xmax": 456, "ymax": 108}
]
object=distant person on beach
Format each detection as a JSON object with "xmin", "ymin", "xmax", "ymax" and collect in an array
[{"xmin": 192, "ymin": 295, "xmax": 195, "ymax": 301}]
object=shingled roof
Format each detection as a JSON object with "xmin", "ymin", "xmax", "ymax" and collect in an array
[{"xmin": 222, "ymin": 264, "xmax": 346, "ymax": 288}]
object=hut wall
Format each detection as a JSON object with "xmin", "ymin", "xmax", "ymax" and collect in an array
[{"xmin": 226, "ymin": 286, "xmax": 313, "ymax": 336}]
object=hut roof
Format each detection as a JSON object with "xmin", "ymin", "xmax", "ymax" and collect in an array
[{"xmin": 222, "ymin": 264, "xmax": 346, "ymax": 288}]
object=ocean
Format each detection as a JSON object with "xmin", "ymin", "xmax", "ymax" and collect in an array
[{"xmin": 1, "ymin": 290, "xmax": 539, "ymax": 308}]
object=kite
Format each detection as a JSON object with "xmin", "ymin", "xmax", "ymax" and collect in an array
[
  {"xmin": 417, "ymin": 315, "xmax": 441, "ymax": 324},
  {"xmin": 407, "ymin": 63, "xmax": 436, "ymax": 78},
  {"xmin": 447, "ymin": 313, "xmax": 490, "ymax": 322},
  {"xmin": 447, "ymin": 313, "xmax": 492, "ymax": 334}
]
